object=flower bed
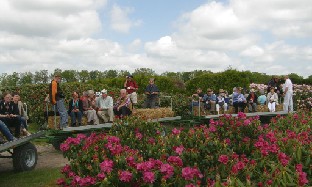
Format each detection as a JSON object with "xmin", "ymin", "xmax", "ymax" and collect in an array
[{"xmin": 58, "ymin": 113, "xmax": 311, "ymax": 186}]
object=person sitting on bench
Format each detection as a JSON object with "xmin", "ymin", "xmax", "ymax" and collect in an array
[
  {"xmin": 0, "ymin": 92, "xmax": 21, "ymax": 138},
  {"xmin": 68, "ymin": 91, "xmax": 83, "ymax": 127},
  {"xmin": 114, "ymin": 89, "xmax": 132, "ymax": 118}
]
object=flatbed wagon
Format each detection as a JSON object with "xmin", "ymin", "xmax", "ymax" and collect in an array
[{"xmin": 0, "ymin": 131, "xmax": 46, "ymax": 172}]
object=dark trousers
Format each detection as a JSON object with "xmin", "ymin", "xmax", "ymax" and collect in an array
[
  {"xmin": 144, "ymin": 96, "xmax": 158, "ymax": 108},
  {"xmin": 113, "ymin": 106, "xmax": 132, "ymax": 118},
  {"xmin": 0, "ymin": 116, "xmax": 21, "ymax": 137},
  {"xmin": 233, "ymin": 102, "xmax": 246, "ymax": 113}
]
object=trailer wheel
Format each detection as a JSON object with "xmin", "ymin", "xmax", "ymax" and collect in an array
[{"xmin": 13, "ymin": 143, "xmax": 38, "ymax": 172}]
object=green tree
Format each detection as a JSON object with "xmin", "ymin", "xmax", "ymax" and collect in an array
[
  {"xmin": 78, "ymin": 70, "xmax": 90, "ymax": 83},
  {"xmin": 62, "ymin": 70, "xmax": 78, "ymax": 82},
  {"xmin": 19, "ymin": 72, "xmax": 33, "ymax": 85}
]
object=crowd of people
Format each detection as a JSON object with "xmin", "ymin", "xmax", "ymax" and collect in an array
[
  {"xmin": 50, "ymin": 74, "xmax": 160, "ymax": 129},
  {"xmin": 190, "ymin": 75, "xmax": 294, "ymax": 114},
  {"xmin": 0, "ymin": 73, "xmax": 294, "ymax": 143}
]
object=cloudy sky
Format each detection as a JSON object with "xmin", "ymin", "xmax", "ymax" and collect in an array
[{"xmin": 1, "ymin": 0, "xmax": 312, "ymax": 77}]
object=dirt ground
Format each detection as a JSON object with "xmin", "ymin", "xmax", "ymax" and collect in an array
[{"xmin": 0, "ymin": 144, "xmax": 69, "ymax": 173}]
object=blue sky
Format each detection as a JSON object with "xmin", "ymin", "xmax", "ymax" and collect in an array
[{"xmin": 0, "ymin": 0, "xmax": 311, "ymax": 78}]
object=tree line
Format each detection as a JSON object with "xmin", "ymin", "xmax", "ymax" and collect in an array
[{"xmin": 1, "ymin": 67, "xmax": 312, "ymax": 95}]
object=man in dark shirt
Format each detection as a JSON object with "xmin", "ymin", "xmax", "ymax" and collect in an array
[
  {"xmin": 144, "ymin": 78, "xmax": 160, "ymax": 108},
  {"xmin": 0, "ymin": 92, "xmax": 21, "ymax": 137}
]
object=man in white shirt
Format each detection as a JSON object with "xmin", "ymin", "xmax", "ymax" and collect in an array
[
  {"xmin": 283, "ymin": 75, "xmax": 293, "ymax": 112},
  {"xmin": 96, "ymin": 89, "xmax": 114, "ymax": 123}
]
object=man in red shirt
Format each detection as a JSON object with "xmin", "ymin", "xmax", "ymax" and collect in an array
[{"xmin": 124, "ymin": 75, "xmax": 138, "ymax": 107}]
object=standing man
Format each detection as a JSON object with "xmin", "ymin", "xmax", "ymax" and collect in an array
[
  {"xmin": 144, "ymin": 78, "xmax": 160, "ymax": 108},
  {"xmin": 124, "ymin": 75, "xmax": 138, "ymax": 108},
  {"xmin": 96, "ymin": 89, "xmax": 114, "ymax": 123},
  {"xmin": 283, "ymin": 75, "xmax": 293, "ymax": 112},
  {"xmin": 49, "ymin": 74, "xmax": 68, "ymax": 129}
]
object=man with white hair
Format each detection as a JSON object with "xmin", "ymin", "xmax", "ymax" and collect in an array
[
  {"xmin": 283, "ymin": 75, "xmax": 293, "ymax": 112},
  {"xmin": 96, "ymin": 89, "xmax": 114, "ymax": 123}
]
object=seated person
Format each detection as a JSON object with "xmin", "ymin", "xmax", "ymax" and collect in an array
[
  {"xmin": 144, "ymin": 78, "xmax": 160, "ymax": 108},
  {"xmin": 96, "ymin": 89, "xmax": 114, "ymax": 123},
  {"xmin": 12, "ymin": 93, "xmax": 30, "ymax": 136},
  {"xmin": 203, "ymin": 88, "xmax": 217, "ymax": 114},
  {"xmin": 82, "ymin": 90, "xmax": 99, "ymax": 125},
  {"xmin": 190, "ymin": 88, "xmax": 205, "ymax": 112},
  {"xmin": 68, "ymin": 91, "xmax": 83, "ymax": 127},
  {"xmin": 267, "ymin": 88, "xmax": 278, "ymax": 112},
  {"xmin": 216, "ymin": 89, "xmax": 228, "ymax": 114},
  {"xmin": 114, "ymin": 89, "xmax": 132, "ymax": 118},
  {"xmin": 246, "ymin": 89, "xmax": 258, "ymax": 112},
  {"xmin": 0, "ymin": 120, "xmax": 14, "ymax": 142},
  {"xmin": 257, "ymin": 89, "xmax": 267, "ymax": 105},
  {"xmin": 0, "ymin": 92, "xmax": 21, "ymax": 137},
  {"xmin": 232, "ymin": 87, "xmax": 247, "ymax": 113}
]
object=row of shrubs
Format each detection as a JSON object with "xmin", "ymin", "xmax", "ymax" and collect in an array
[{"xmin": 58, "ymin": 112, "xmax": 311, "ymax": 186}]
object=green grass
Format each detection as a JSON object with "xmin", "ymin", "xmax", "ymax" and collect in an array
[{"xmin": 0, "ymin": 167, "xmax": 62, "ymax": 187}]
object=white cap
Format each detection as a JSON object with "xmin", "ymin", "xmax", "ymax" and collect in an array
[{"xmin": 101, "ymin": 89, "xmax": 107, "ymax": 94}]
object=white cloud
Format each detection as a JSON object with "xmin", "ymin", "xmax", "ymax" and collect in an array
[
  {"xmin": 110, "ymin": 4, "xmax": 142, "ymax": 33},
  {"xmin": 0, "ymin": 0, "xmax": 311, "ymax": 78}
]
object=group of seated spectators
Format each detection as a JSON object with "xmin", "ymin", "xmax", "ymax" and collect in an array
[
  {"xmin": 0, "ymin": 92, "xmax": 30, "ymax": 143},
  {"xmin": 55, "ymin": 75, "xmax": 160, "ymax": 128},
  {"xmin": 190, "ymin": 84, "xmax": 282, "ymax": 114}
]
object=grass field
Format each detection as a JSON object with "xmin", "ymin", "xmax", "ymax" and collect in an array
[{"xmin": 0, "ymin": 167, "xmax": 62, "ymax": 187}]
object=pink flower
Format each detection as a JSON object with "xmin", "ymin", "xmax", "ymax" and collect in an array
[
  {"xmin": 136, "ymin": 132, "xmax": 143, "ymax": 140},
  {"xmin": 60, "ymin": 143, "xmax": 70, "ymax": 152},
  {"xmin": 61, "ymin": 164, "xmax": 71, "ymax": 174},
  {"xmin": 119, "ymin": 170, "xmax": 133, "ymax": 182},
  {"xmin": 182, "ymin": 167, "xmax": 203, "ymax": 181},
  {"xmin": 100, "ymin": 160, "xmax": 114, "ymax": 173},
  {"xmin": 218, "ymin": 155, "xmax": 229, "ymax": 165},
  {"xmin": 160, "ymin": 163, "xmax": 174, "ymax": 179},
  {"xmin": 174, "ymin": 145, "xmax": 184, "ymax": 155},
  {"xmin": 97, "ymin": 173, "xmax": 106, "ymax": 180},
  {"xmin": 143, "ymin": 171, "xmax": 155, "ymax": 184},
  {"xmin": 237, "ymin": 112, "xmax": 246, "ymax": 119},
  {"xmin": 298, "ymin": 171, "xmax": 309, "ymax": 186},
  {"xmin": 148, "ymin": 137, "xmax": 155, "ymax": 144},
  {"xmin": 182, "ymin": 167, "xmax": 194, "ymax": 180},
  {"xmin": 172, "ymin": 128, "xmax": 181, "ymax": 135},
  {"xmin": 56, "ymin": 178, "xmax": 65, "ymax": 185},
  {"xmin": 167, "ymin": 156, "xmax": 183, "ymax": 167},
  {"xmin": 243, "ymin": 119, "xmax": 251, "ymax": 126}
]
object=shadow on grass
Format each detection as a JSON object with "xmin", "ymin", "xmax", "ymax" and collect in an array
[{"xmin": 0, "ymin": 167, "xmax": 62, "ymax": 187}]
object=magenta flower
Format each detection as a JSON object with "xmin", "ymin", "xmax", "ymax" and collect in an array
[
  {"xmin": 243, "ymin": 119, "xmax": 251, "ymax": 126},
  {"xmin": 61, "ymin": 164, "xmax": 71, "ymax": 174},
  {"xmin": 136, "ymin": 132, "xmax": 143, "ymax": 140},
  {"xmin": 56, "ymin": 178, "xmax": 66, "ymax": 185},
  {"xmin": 174, "ymin": 145, "xmax": 184, "ymax": 155},
  {"xmin": 218, "ymin": 155, "xmax": 229, "ymax": 164},
  {"xmin": 119, "ymin": 170, "xmax": 133, "ymax": 182},
  {"xmin": 160, "ymin": 163, "xmax": 174, "ymax": 179},
  {"xmin": 182, "ymin": 167, "xmax": 194, "ymax": 180},
  {"xmin": 182, "ymin": 167, "xmax": 203, "ymax": 181},
  {"xmin": 172, "ymin": 128, "xmax": 181, "ymax": 135},
  {"xmin": 97, "ymin": 173, "xmax": 106, "ymax": 180},
  {"xmin": 100, "ymin": 160, "xmax": 114, "ymax": 173},
  {"xmin": 143, "ymin": 171, "xmax": 155, "ymax": 184},
  {"xmin": 167, "ymin": 156, "xmax": 183, "ymax": 167},
  {"xmin": 60, "ymin": 143, "xmax": 70, "ymax": 152}
]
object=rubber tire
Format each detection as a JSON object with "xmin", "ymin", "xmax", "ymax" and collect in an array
[{"xmin": 13, "ymin": 143, "xmax": 38, "ymax": 172}]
